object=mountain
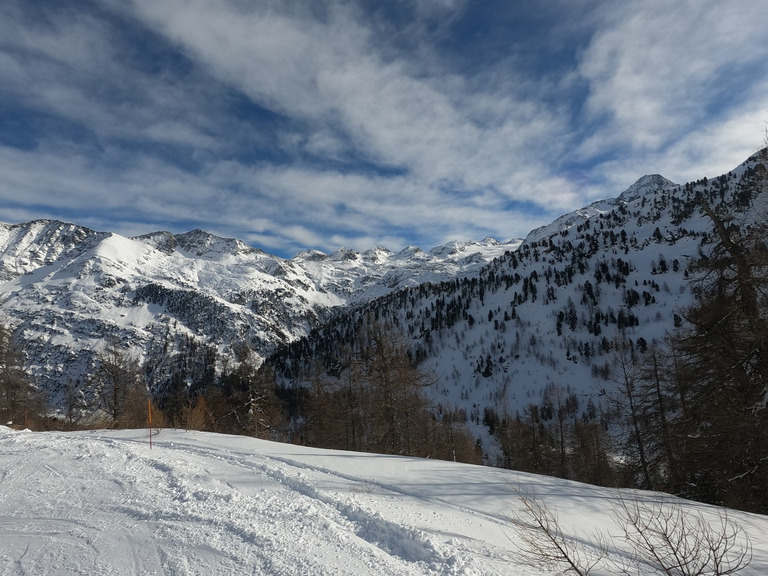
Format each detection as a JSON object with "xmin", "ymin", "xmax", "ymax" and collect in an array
[
  {"xmin": 267, "ymin": 151, "xmax": 768, "ymax": 456},
  {"xmin": 1, "ymin": 150, "xmax": 766, "ymax": 436},
  {"xmin": 0, "ymin": 220, "xmax": 518, "ymax": 406},
  {"xmin": 524, "ymin": 173, "xmax": 679, "ymax": 245}
]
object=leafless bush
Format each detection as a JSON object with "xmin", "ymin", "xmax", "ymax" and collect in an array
[
  {"xmin": 507, "ymin": 485, "xmax": 606, "ymax": 575},
  {"xmin": 509, "ymin": 486, "xmax": 752, "ymax": 576},
  {"xmin": 614, "ymin": 495, "xmax": 752, "ymax": 576}
]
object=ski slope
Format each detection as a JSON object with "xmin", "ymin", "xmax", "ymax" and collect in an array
[{"xmin": 1, "ymin": 426, "xmax": 766, "ymax": 575}]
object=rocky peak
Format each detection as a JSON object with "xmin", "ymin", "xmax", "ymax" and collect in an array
[
  {"xmin": 618, "ymin": 174, "xmax": 678, "ymax": 202},
  {"xmin": 173, "ymin": 229, "xmax": 256, "ymax": 258}
]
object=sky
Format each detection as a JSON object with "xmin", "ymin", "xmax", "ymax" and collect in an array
[{"xmin": 1, "ymin": 0, "xmax": 767, "ymax": 258}]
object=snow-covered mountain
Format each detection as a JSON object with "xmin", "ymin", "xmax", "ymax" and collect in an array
[
  {"xmin": 2, "ymin": 149, "xmax": 766, "ymax": 429},
  {"xmin": 269, "ymin": 151, "xmax": 768, "ymax": 453},
  {"xmin": 0, "ymin": 219, "xmax": 518, "ymax": 404},
  {"xmin": 524, "ymin": 173, "xmax": 679, "ymax": 245}
]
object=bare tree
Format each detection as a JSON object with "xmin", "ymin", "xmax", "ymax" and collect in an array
[
  {"xmin": 614, "ymin": 495, "xmax": 752, "ymax": 576},
  {"xmin": 0, "ymin": 324, "xmax": 43, "ymax": 427},
  {"xmin": 507, "ymin": 485, "xmax": 606, "ymax": 575},
  {"xmin": 91, "ymin": 340, "xmax": 143, "ymax": 426},
  {"xmin": 607, "ymin": 336, "xmax": 654, "ymax": 489},
  {"xmin": 219, "ymin": 354, "xmax": 283, "ymax": 438},
  {"xmin": 542, "ymin": 383, "xmax": 579, "ymax": 479},
  {"xmin": 570, "ymin": 420, "xmax": 615, "ymax": 486},
  {"xmin": 302, "ymin": 319, "xmax": 442, "ymax": 459},
  {"xmin": 361, "ymin": 320, "xmax": 435, "ymax": 455}
]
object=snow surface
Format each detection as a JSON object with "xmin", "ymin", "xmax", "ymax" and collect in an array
[{"xmin": 2, "ymin": 426, "xmax": 766, "ymax": 575}]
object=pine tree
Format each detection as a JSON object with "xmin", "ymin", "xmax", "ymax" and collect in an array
[{"xmin": 670, "ymin": 199, "xmax": 768, "ymax": 511}]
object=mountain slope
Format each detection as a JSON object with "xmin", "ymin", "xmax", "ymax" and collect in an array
[
  {"xmin": 2, "ymin": 150, "xmax": 765, "ymax": 428},
  {"xmin": 0, "ymin": 220, "xmax": 518, "ymax": 405},
  {"xmin": 268, "ymin": 151, "xmax": 768, "ymax": 455}
]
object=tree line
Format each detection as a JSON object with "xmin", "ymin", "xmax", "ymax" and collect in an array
[
  {"xmin": 0, "ymin": 314, "xmax": 479, "ymax": 465},
  {"xmin": 297, "ymin": 318, "xmax": 481, "ymax": 463}
]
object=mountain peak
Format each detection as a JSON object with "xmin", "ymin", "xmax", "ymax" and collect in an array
[
  {"xmin": 173, "ymin": 229, "xmax": 257, "ymax": 257},
  {"xmin": 330, "ymin": 247, "xmax": 359, "ymax": 261},
  {"xmin": 618, "ymin": 174, "xmax": 677, "ymax": 202}
]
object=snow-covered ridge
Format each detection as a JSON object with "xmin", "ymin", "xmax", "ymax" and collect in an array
[
  {"xmin": 0, "ymin": 219, "xmax": 517, "ymax": 401},
  {"xmin": 524, "ymin": 174, "xmax": 678, "ymax": 245},
  {"xmin": 0, "ymin": 219, "xmax": 109, "ymax": 281}
]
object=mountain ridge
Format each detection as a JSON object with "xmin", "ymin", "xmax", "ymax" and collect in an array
[
  {"xmin": 265, "ymin": 151, "xmax": 767, "ymax": 457},
  {"xmin": 0, "ymin": 218, "xmax": 518, "ymax": 407},
  {"xmin": 1, "ymin": 150, "xmax": 766, "ymax": 429}
]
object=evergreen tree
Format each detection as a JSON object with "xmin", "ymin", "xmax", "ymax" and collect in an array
[{"xmin": 669, "ymin": 201, "xmax": 768, "ymax": 511}]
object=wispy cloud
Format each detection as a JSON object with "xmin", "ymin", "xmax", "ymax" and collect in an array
[
  {"xmin": 576, "ymin": 0, "xmax": 768, "ymax": 169},
  {"xmin": 0, "ymin": 0, "xmax": 766, "ymax": 257}
]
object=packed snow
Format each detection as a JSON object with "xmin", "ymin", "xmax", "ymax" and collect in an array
[{"xmin": 2, "ymin": 426, "xmax": 766, "ymax": 575}]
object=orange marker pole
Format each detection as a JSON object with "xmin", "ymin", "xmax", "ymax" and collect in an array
[{"xmin": 148, "ymin": 397, "xmax": 153, "ymax": 450}]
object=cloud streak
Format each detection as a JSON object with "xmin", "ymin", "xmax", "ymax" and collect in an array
[
  {"xmin": 576, "ymin": 0, "xmax": 768, "ymax": 155},
  {"xmin": 0, "ymin": 0, "xmax": 766, "ymax": 257}
]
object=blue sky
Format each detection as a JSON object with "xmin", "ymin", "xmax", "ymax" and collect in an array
[{"xmin": 1, "ymin": 0, "xmax": 767, "ymax": 258}]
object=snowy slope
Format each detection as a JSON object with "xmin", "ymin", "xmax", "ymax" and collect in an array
[
  {"xmin": 523, "ymin": 173, "xmax": 678, "ymax": 245},
  {"xmin": 2, "ymin": 426, "xmax": 766, "ymax": 575}
]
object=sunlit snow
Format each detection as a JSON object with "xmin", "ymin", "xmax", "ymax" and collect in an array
[{"xmin": 2, "ymin": 426, "xmax": 766, "ymax": 575}]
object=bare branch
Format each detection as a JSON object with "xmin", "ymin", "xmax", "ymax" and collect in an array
[
  {"xmin": 506, "ymin": 486, "xmax": 752, "ymax": 576},
  {"xmin": 506, "ymin": 484, "xmax": 606, "ymax": 575},
  {"xmin": 613, "ymin": 494, "xmax": 752, "ymax": 576}
]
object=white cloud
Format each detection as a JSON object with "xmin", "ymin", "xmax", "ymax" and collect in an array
[
  {"xmin": 578, "ymin": 0, "xmax": 768, "ymax": 153},
  {"xmin": 0, "ymin": 0, "xmax": 230, "ymax": 155},
  {"xmin": 121, "ymin": 0, "xmax": 573, "ymax": 206},
  {"xmin": 0, "ymin": 0, "xmax": 584, "ymax": 250},
  {"xmin": 0, "ymin": 141, "xmax": 525, "ymax": 255},
  {"xmin": 2, "ymin": 0, "xmax": 767, "ymax": 257}
]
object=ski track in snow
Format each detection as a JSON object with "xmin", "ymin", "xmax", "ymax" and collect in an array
[
  {"xmin": 0, "ymin": 428, "xmax": 519, "ymax": 575},
  {"xmin": 2, "ymin": 426, "xmax": 767, "ymax": 576}
]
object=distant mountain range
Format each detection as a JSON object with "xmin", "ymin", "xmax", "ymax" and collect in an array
[
  {"xmin": 0, "ymin": 217, "xmax": 518, "ymax": 406},
  {"xmin": 1, "ymin": 150, "xmax": 765, "ymax": 435}
]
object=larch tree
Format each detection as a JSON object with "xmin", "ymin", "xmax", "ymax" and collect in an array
[
  {"xmin": 302, "ymin": 318, "xmax": 452, "ymax": 459},
  {"xmin": 0, "ymin": 324, "xmax": 43, "ymax": 427},
  {"xmin": 91, "ymin": 340, "xmax": 144, "ymax": 427}
]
